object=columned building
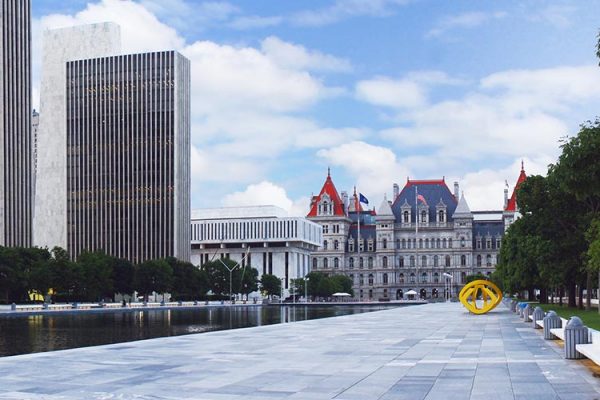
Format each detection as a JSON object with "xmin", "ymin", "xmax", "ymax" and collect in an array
[
  {"xmin": 190, "ymin": 206, "xmax": 322, "ymax": 297},
  {"xmin": 36, "ymin": 24, "xmax": 191, "ymax": 263},
  {"xmin": 0, "ymin": 0, "xmax": 32, "ymax": 247},
  {"xmin": 307, "ymin": 170, "xmax": 523, "ymax": 300}
]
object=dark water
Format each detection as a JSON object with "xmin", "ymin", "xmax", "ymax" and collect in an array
[{"xmin": 0, "ymin": 305, "xmax": 395, "ymax": 357}]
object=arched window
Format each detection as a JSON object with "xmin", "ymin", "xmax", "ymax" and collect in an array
[
  {"xmin": 382, "ymin": 238, "xmax": 387, "ymax": 249},
  {"xmin": 410, "ymin": 273, "xmax": 416, "ymax": 283},
  {"xmin": 359, "ymin": 274, "xmax": 364, "ymax": 285},
  {"xmin": 421, "ymin": 210, "xmax": 427, "ymax": 223},
  {"xmin": 323, "ymin": 258, "xmax": 329, "ymax": 269},
  {"xmin": 476, "ymin": 255, "xmax": 482, "ymax": 266},
  {"xmin": 421, "ymin": 272, "xmax": 427, "ymax": 283},
  {"xmin": 419, "ymin": 239, "xmax": 423, "ymax": 249},
  {"xmin": 399, "ymin": 256, "xmax": 404, "ymax": 268},
  {"xmin": 334, "ymin": 240, "xmax": 339, "ymax": 250},
  {"xmin": 486, "ymin": 254, "xmax": 492, "ymax": 266},
  {"xmin": 410, "ymin": 256, "xmax": 415, "ymax": 267},
  {"xmin": 349, "ymin": 257, "xmax": 354, "ymax": 269},
  {"xmin": 402, "ymin": 239, "xmax": 406, "ymax": 249},
  {"xmin": 396, "ymin": 239, "xmax": 400, "ymax": 249},
  {"xmin": 312, "ymin": 258, "xmax": 317, "ymax": 269},
  {"xmin": 425, "ymin": 238, "xmax": 429, "ymax": 248},
  {"xmin": 399, "ymin": 273, "xmax": 405, "ymax": 283},
  {"xmin": 383, "ymin": 273, "xmax": 388, "ymax": 285},
  {"xmin": 368, "ymin": 257, "xmax": 373, "ymax": 269},
  {"xmin": 438, "ymin": 210, "xmax": 445, "ymax": 222},
  {"xmin": 434, "ymin": 255, "xmax": 439, "ymax": 267},
  {"xmin": 449, "ymin": 239, "xmax": 453, "ymax": 248},
  {"xmin": 334, "ymin": 257, "xmax": 339, "ymax": 269},
  {"xmin": 359, "ymin": 257, "xmax": 364, "ymax": 269},
  {"xmin": 443, "ymin": 238, "xmax": 447, "ymax": 248},
  {"xmin": 421, "ymin": 255, "xmax": 427, "ymax": 268},
  {"xmin": 436, "ymin": 238, "xmax": 441, "ymax": 248},
  {"xmin": 460, "ymin": 255, "xmax": 466, "ymax": 266},
  {"xmin": 461, "ymin": 272, "xmax": 467, "ymax": 283},
  {"xmin": 403, "ymin": 211, "xmax": 409, "ymax": 223},
  {"xmin": 323, "ymin": 240, "xmax": 328, "ymax": 250},
  {"xmin": 382, "ymin": 256, "xmax": 388, "ymax": 268},
  {"xmin": 434, "ymin": 272, "xmax": 439, "ymax": 283},
  {"xmin": 445, "ymin": 255, "xmax": 451, "ymax": 267},
  {"xmin": 368, "ymin": 274, "xmax": 374, "ymax": 286},
  {"xmin": 460, "ymin": 237, "xmax": 465, "ymax": 248}
]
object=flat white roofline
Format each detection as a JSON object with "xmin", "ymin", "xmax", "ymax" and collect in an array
[{"xmin": 192, "ymin": 205, "xmax": 288, "ymax": 220}]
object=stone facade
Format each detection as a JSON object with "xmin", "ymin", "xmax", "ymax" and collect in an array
[
  {"xmin": 34, "ymin": 23, "xmax": 121, "ymax": 250},
  {"xmin": 190, "ymin": 206, "xmax": 322, "ymax": 297},
  {"xmin": 307, "ymin": 170, "xmax": 523, "ymax": 300}
]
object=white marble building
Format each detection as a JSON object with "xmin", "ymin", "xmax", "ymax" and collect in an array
[
  {"xmin": 34, "ymin": 22, "xmax": 121, "ymax": 250},
  {"xmin": 190, "ymin": 206, "xmax": 322, "ymax": 297}
]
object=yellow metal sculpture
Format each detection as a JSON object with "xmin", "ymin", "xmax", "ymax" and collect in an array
[{"xmin": 459, "ymin": 279, "xmax": 502, "ymax": 314}]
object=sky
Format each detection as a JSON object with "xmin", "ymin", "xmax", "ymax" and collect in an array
[{"xmin": 31, "ymin": 0, "xmax": 600, "ymax": 216}]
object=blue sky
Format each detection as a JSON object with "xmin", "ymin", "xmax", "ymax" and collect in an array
[{"xmin": 32, "ymin": 0, "xmax": 600, "ymax": 214}]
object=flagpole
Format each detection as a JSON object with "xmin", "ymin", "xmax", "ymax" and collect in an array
[
  {"xmin": 355, "ymin": 187, "xmax": 361, "ymax": 300},
  {"xmin": 415, "ymin": 186, "xmax": 419, "ymax": 300}
]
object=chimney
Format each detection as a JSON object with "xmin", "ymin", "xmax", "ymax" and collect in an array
[
  {"xmin": 393, "ymin": 183, "xmax": 399, "ymax": 200},
  {"xmin": 341, "ymin": 191, "xmax": 349, "ymax": 214},
  {"xmin": 454, "ymin": 182, "xmax": 459, "ymax": 199},
  {"xmin": 504, "ymin": 186, "xmax": 509, "ymax": 209}
]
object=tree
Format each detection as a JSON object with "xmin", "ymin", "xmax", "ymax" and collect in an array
[
  {"xmin": 305, "ymin": 271, "xmax": 326, "ymax": 298},
  {"xmin": 48, "ymin": 247, "xmax": 79, "ymax": 302},
  {"xmin": 260, "ymin": 274, "xmax": 281, "ymax": 299},
  {"xmin": 238, "ymin": 265, "xmax": 259, "ymax": 300},
  {"xmin": 77, "ymin": 250, "xmax": 116, "ymax": 301},
  {"xmin": 27, "ymin": 248, "xmax": 52, "ymax": 301},
  {"xmin": 330, "ymin": 274, "xmax": 354, "ymax": 296},
  {"xmin": 291, "ymin": 278, "xmax": 306, "ymax": 299},
  {"xmin": 112, "ymin": 258, "xmax": 135, "ymax": 298},
  {"xmin": 587, "ymin": 219, "xmax": 600, "ymax": 312},
  {"xmin": 168, "ymin": 257, "xmax": 207, "ymax": 300},
  {"xmin": 596, "ymin": 29, "xmax": 600, "ymax": 66},
  {"xmin": 135, "ymin": 259, "xmax": 173, "ymax": 301}
]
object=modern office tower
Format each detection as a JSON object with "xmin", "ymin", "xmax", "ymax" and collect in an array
[
  {"xmin": 31, "ymin": 109, "xmax": 38, "ymax": 201},
  {"xmin": 0, "ymin": 0, "xmax": 32, "ymax": 247},
  {"xmin": 35, "ymin": 23, "xmax": 121, "ymax": 250},
  {"xmin": 66, "ymin": 51, "xmax": 191, "ymax": 263}
]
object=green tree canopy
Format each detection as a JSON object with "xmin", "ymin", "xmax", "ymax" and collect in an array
[
  {"xmin": 135, "ymin": 259, "xmax": 173, "ymax": 301},
  {"xmin": 260, "ymin": 274, "xmax": 281, "ymax": 299}
]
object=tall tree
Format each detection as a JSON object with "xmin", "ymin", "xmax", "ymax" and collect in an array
[
  {"xmin": 77, "ymin": 250, "xmax": 116, "ymax": 301},
  {"xmin": 260, "ymin": 274, "xmax": 281, "ymax": 299},
  {"xmin": 112, "ymin": 258, "xmax": 135, "ymax": 298},
  {"xmin": 135, "ymin": 259, "xmax": 173, "ymax": 301}
]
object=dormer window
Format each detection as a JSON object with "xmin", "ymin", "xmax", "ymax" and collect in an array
[
  {"xmin": 403, "ymin": 211, "xmax": 409, "ymax": 223},
  {"xmin": 349, "ymin": 238, "xmax": 355, "ymax": 252},
  {"xmin": 367, "ymin": 239, "xmax": 374, "ymax": 252},
  {"xmin": 317, "ymin": 194, "xmax": 333, "ymax": 216},
  {"xmin": 476, "ymin": 237, "xmax": 482, "ymax": 249},
  {"xmin": 436, "ymin": 198, "xmax": 447, "ymax": 225},
  {"xmin": 438, "ymin": 210, "xmax": 445, "ymax": 222},
  {"xmin": 420, "ymin": 210, "xmax": 427, "ymax": 223}
]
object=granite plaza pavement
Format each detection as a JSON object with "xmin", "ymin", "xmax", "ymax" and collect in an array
[{"xmin": 1, "ymin": 302, "xmax": 600, "ymax": 400}]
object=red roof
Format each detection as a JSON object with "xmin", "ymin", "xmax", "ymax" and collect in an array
[
  {"xmin": 307, "ymin": 173, "xmax": 346, "ymax": 217},
  {"xmin": 505, "ymin": 163, "xmax": 527, "ymax": 212}
]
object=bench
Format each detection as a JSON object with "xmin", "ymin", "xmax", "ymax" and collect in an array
[
  {"xmin": 12, "ymin": 304, "xmax": 44, "ymax": 311},
  {"xmin": 548, "ymin": 317, "xmax": 569, "ymax": 340},
  {"xmin": 536, "ymin": 320, "xmax": 544, "ymax": 328}
]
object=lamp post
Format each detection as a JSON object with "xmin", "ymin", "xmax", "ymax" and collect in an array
[
  {"xmin": 304, "ymin": 276, "xmax": 310, "ymax": 303},
  {"xmin": 280, "ymin": 278, "xmax": 285, "ymax": 303},
  {"xmin": 217, "ymin": 247, "xmax": 251, "ymax": 305},
  {"xmin": 443, "ymin": 272, "xmax": 452, "ymax": 301}
]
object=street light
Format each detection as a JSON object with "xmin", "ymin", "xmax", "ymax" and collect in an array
[
  {"xmin": 217, "ymin": 247, "xmax": 251, "ymax": 305},
  {"xmin": 443, "ymin": 272, "xmax": 453, "ymax": 301},
  {"xmin": 304, "ymin": 276, "xmax": 310, "ymax": 303}
]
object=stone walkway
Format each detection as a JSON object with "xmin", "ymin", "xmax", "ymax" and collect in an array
[{"xmin": 1, "ymin": 302, "xmax": 599, "ymax": 399}]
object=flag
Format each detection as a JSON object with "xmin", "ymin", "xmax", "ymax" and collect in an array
[
  {"xmin": 359, "ymin": 193, "xmax": 369, "ymax": 205},
  {"xmin": 417, "ymin": 194, "xmax": 428, "ymax": 206}
]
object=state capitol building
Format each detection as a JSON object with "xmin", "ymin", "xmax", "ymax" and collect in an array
[{"xmin": 306, "ymin": 166, "xmax": 526, "ymax": 300}]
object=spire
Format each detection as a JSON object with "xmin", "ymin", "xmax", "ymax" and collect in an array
[
  {"xmin": 521, "ymin": 159, "xmax": 524, "ymax": 172},
  {"xmin": 377, "ymin": 194, "xmax": 394, "ymax": 216},
  {"xmin": 327, "ymin": 166, "xmax": 331, "ymax": 177},
  {"xmin": 452, "ymin": 193, "xmax": 472, "ymax": 218},
  {"xmin": 505, "ymin": 162, "xmax": 528, "ymax": 212}
]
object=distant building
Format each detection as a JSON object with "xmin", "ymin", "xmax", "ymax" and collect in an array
[
  {"xmin": 32, "ymin": 110, "xmax": 38, "ymax": 202},
  {"xmin": 35, "ymin": 24, "xmax": 191, "ymax": 263},
  {"xmin": 0, "ymin": 0, "xmax": 32, "ymax": 247},
  {"xmin": 306, "ymin": 168, "xmax": 524, "ymax": 300},
  {"xmin": 190, "ymin": 206, "xmax": 322, "ymax": 296}
]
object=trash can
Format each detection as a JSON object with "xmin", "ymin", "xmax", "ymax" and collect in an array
[
  {"xmin": 523, "ymin": 304, "xmax": 532, "ymax": 322},
  {"xmin": 543, "ymin": 311, "xmax": 562, "ymax": 340},
  {"xmin": 564, "ymin": 317, "xmax": 589, "ymax": 359},
  {"xmin": 532, "ymin": 306, "xmax": 544, "ymax": 329}
]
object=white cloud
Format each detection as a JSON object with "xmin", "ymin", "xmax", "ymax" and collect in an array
[
  {"xmin": 261, "ymin": 36, "xmax": 352, "ymax": 73},
  {"xmin": 426, "ymin": 11, "xmax": 507, "ymax": 38},
  {"xmin": 365, "ymin": 65, "xmax": 600, "ymax": 161},
  {"xmin": 222, "ymin": 181, "xmax": 310, "ymax": 217},
  {"xmin": 38, "ymin": 0, "xmax": 184, "ymax": 53},
  {"xmin": 140, "ymin": 0, "xmax": 240, "ymax": 31},
  {"xmin": 356, "ymin": 77, "xmax": 426, "ymax": 109},
  {"xmin": 292, "ymin": 0, "xmax": 410, "ymax": 26},
  {"xmin": 229, "ymin": 15, "xmax": 283, "ymax": 30},
  {"xmin": 317, "ymin": 141, "xmax": 411, "ymax": 206},
  {"xmin": 459, "ymin": 157, "xmax": 551, "ymax": 211},
  {"xmin": 529, "ymin": 5, "xmax": 577, "ymax": 29}
]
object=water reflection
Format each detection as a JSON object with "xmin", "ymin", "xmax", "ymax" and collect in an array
[{"xmin": 0, "ymin": 305, "xmax": 396, "ymax": 357}]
